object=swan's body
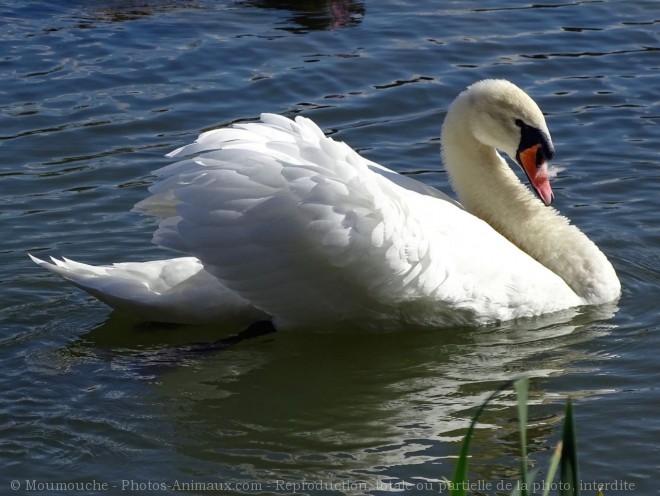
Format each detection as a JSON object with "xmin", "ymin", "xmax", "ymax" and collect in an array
[{"xmin": 31, "ymin": 80, "xmax": 620, "ymax": 330}]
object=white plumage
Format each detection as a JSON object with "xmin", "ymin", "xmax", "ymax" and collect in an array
[{"xmin": 31, "ymin": 80, "xmax": 620, "ymax": 330}]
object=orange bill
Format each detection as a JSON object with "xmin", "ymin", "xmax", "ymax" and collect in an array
[{"xmin": 518, "ymin": 143, "xmax": 554, "ymax": 206}]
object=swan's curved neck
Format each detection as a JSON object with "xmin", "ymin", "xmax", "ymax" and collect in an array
[{"xmin": 441, "ymin": 97, "xmax": 620, "ymax": 305}]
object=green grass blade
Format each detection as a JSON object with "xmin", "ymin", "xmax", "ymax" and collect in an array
[
  {"xmin": 514, "ymin": 378, "xmax": 529, "ymax": 496},
  {"xmin": 450, "ymin": 380, "xmax": 514, "ymax": 496},
  {"xmin": 560, "ymin": 398, "xmax": 579, "ymax": 496},
  {"xmin": 542, "ymin": 441, "xmax": 563, "ymax": 496}
]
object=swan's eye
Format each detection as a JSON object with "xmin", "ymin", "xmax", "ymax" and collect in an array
[{"xmin": 516, "ymin": 120, "xmax": 555, "ymax": 165}]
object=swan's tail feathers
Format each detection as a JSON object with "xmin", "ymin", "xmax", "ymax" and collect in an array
[{"xmin": 29, "ymin": 255, "xmax": 268, "ymax": 325}]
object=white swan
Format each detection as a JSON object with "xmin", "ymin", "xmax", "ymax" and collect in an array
[{"xmin": 31, "ymin": 79, "xmax": 620, "ymax": 330}]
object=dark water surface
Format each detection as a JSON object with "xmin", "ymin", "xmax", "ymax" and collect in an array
[{"xmin": 2, "ymin": 1, "xmax": 659, "ymax": 494}]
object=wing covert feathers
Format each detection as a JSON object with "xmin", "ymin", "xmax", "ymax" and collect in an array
[{"xmin": 135, "ymin": 115, "xmax": 461, "ymax": 329}]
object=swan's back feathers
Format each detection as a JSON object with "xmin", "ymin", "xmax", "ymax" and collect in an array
[
  {"xmin": 135, "ymin": 114, "xmax": 579, "ymax": 329},
  {"xmin": 138, "ymin": 115, "xmax": 436, "ymax": 327}
]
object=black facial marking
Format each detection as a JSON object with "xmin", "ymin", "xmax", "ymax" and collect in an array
[{"xmin": 515, "ymin": 119, "xmax": 555, "ymax": 167}]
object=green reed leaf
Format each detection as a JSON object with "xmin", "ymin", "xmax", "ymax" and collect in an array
[
  {"xmin": 450, "ymin": 380, "xmax": 515, "ymax": 496},
  {"xmin": 542, "ymin": 441, "xmax": 563, "ymax": 496},
  {"xmin": 560, "ymin": 398, "xmax": 579, "ymax": 496},
  {"xmin": 514, "ymin": 378, "xmax": 530, "ymax": 496}
]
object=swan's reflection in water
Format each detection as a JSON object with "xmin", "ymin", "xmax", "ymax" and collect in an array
[
  {"xmin": 51, "ymin": 0, "xmax": 364, "ymax": 32},
  {"xmin": 240, "ymin": 0, "xmax": 365, "ymax": 32},
  {"xmin": 78, "ymin": 303, "xmax": 617, "ymax": 487}
]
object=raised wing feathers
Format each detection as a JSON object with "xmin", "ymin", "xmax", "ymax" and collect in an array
[{"xmin": 136, "ymin": 115, "xmax": 466, "ymax": 328}]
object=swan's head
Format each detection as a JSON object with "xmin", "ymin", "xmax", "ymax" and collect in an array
[{"xmin": 465, "ymin": 79, "xmax": 556, "ymax": 205}]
